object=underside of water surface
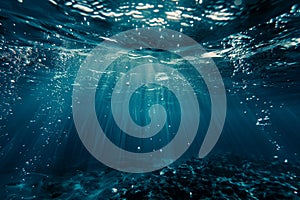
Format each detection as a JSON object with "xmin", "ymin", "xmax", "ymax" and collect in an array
[{"xmin": 0, "ymin": 0, "xmax": 300, "ymax": 199}]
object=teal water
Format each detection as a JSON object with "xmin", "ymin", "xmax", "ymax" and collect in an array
[{"xmin": 0, "ymin": 0, "xmax": 299, "ymax": 199}]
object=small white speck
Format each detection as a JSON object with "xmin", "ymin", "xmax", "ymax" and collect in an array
[{"xmin": 49, "ymin": 0, "xmax": 57, "ymax": 5}]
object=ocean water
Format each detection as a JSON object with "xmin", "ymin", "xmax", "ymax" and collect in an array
[{"xmin": 0, "ymin": 0, "xmax": 300, "ymax": 199}]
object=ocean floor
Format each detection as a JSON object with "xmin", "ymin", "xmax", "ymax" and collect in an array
[{"xmin": 2, "ymin": 154, "xmax": 300, "ymax": 199}]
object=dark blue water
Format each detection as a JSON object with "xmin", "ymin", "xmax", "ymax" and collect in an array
[{"xmin": 0, "ymin": 0, "xmax": 300, "ymax": 199}]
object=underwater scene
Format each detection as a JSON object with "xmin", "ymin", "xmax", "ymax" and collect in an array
[{"xmin": 0, "ymin": 0, "xmax": 300, "ymax": 199}]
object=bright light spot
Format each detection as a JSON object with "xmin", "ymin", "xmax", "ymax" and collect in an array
[{"xmin": 112, "ymin": 188, "xmax": 118, "ymax": 193}]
